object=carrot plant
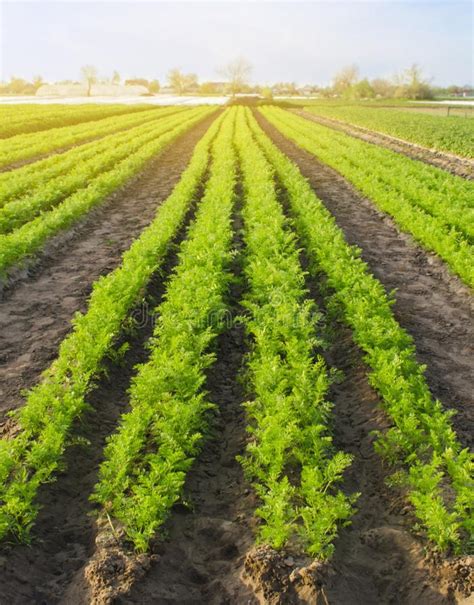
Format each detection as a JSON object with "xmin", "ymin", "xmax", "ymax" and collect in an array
[
  {"xmin": 0, "ymin": 109, "xmax": 225, "ymax": 543},
  {"xmin": 262, "ymin": 107, "xmax": 474, "ymax": 287},
  {"xmin": 0, "ymin": 103, "xmax": 153, "ymax": 139},
  {"xmin": 251, "ymin": 108, "xmax": 473, "ymax": 552},
  {"xmin": 91, "ymin": 108, "xmax": 237, "ymax": 552},
  {"xmin": 303, "ymin": 105, "xmax": 474, "ymax": 159},
  {"xmin": 0, "ymin": 105, "xmax": 189, "ymax": 168},
  {"xmin": 0, "ymin": 106, "xmax": 190, "ymax": 207},
  {"xmin": 236, "ymin": 107, "xmax": 356, "ymax": 558},
  {"xmin": 0, "ymin": 109, "xmax": 201, "ymax": 234},
  {"xmin": 0, "ymin": 106, "xmax": 215, "ymax": 277}
]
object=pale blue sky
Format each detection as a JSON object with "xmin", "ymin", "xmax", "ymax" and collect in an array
[{"xmin": 1, "ymin": 1, "xmax": 473, "ymax": 86}]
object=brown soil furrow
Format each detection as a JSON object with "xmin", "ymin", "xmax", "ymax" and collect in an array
[
  {"xmin": 292, "ymin": 109, "xmax": 474, "ymax": 181},
  {"xmin": 0, "ymin": 180, "xmax": 202, "ymax": 605},
  {"xmin": 319, "ymin": 317, "xmax": 466, "ymax": 604},
  {"xmin": 0, "ymin": 112, "xmax": 218, "ymax": 421},
  {"xmin": 112, "ymin": 311, "xmax": 257, "ymax": 605},
  {"xmin": 107, "ymin": 206, "xmax": 257, "ymax": 605},
  {"xmin": 255, "ymin": 110, "xmax": 474, "ymax": 450}
]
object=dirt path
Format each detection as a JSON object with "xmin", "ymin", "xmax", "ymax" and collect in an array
[
  {"xmin": 0, "ymin": 112, "xmax": 218, "ymax": 421},
  {"xmin": 255, "ymin": 110, "xmax": 474, "ymax": 450},
  {"xmin": 292, "ymin": 109, "xmax": 474, "ymax": 181}
]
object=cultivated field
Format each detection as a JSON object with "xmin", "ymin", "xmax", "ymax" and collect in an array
[{"xmin": 0, "ymin": 103, "xmax": 472, "ymax": 604}]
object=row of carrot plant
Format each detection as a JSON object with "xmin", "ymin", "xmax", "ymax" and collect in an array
[
  {"xmin": 0, "ymin": 109, "xmax": 189, "ymax": 206},
  {"xmin": 0, "ymin": 109, "xmax": 201, "ymax": 234},
  {"xmin": 0, "ymin": 107, "xmax": 215, "ymax": 277},
  {"xmin": 0, "ymin": 103, "xmax": 152, "ymax": 140},
  {"xmin": 235, "ymin": 107, "xmax": 356, "ymax": 557},
  {"xmin": 249, "ymin": 108, "xmax": 473, "ymax": 551},
  {"xmin": 302, "ymin": 104, "xmax": 474, "ymax": 159},
  {"xmin": 0, "ymin": 109, "xmax": 226, "ymax": 543},
  {"xmin": 0, "ymin": 106, "xmax": 187, "ymax": 169},
  {"xmin": 0, "ymin": 105, "xmax": 470, "ymax": 558},
  {"xmin": 92, "ymin": 108, "xmax": 237, "ymax": 552},
  {"xmin": 260, "ymin": 107, "xmax": 474, "ymax": 287}
]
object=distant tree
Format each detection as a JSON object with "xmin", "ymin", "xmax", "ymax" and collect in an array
[
  {"xmin": 112, "ymin": 70, "xmax": 121, "ymax": 85},
  {"xmin": 272, "ymin": 81, "xmax": 298, "ymax": 96},
  {"xmin": 80, "ymin": 65, "xmax": 98, "ymax": 96},
  {"xmin": 370, "ymin": 77, "xmax": 395, "ymax": 98},
  {"xmin": 167, "ymin": 69, "xmax": 187, "ymax": 94},
  {"xmin": 125, "ymin": 78, "xmax": 149, "ymax": 87},
  {"xmin": 332, "ymin": 64, "xmax": 359, "ymax": 95},
  {"xmin": 199, "ymin": 81, "xmax": 220, "ymax": 94},
  {"xmin": 167, "ymin": 69, "xmax": 198, "ymax": 95},
  {"xmin": 148, "ymin": 79, "xmax": 160, "ymax": 93},
  {"xmin": 392, "ymin": 64, "xmax": 433, "ymax": 100},
  {"xmin": 347, "ymin": 78, "xmax": 375, "ymax": 99},
  {"xmin": 8, "ymin": 77, "xmax": 30, "ymax": 94},
  {"xmin": 185, "ymin": 73, "xmax": 198, "ymax": 91},
  {"xmin": 261, "ymin": 86, "xmax": 273, "ymax": 100},
  {"xmin": 218, "ymin": 57, "xmax": 252, "ymax": 96},
  {"xmin": 32, "ymin": 75, "xmax": 44, "ymax": 91}
]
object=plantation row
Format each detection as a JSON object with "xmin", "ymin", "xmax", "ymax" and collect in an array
[
  {"xmin": 0, "ymin": 105, "xmax": 188, "ymax": 169},
  {"xmin": 303, "ymin": 104, "xmax": 474, "ymax": 158},
  {"xmin": 0, "ymin": 106, "xmax": 215, "ymax": 277},
  {"xmin": 0, "ymin": 103, "xmax": 153, "ymax": 140},
  {"xmin": 0, "ymin": 107, "xmax": 471, "ymax": 558},
  {"xmin": 0, "ymin": 106, "xmax": 185, "ymax": 203},
  {"xmin": 261, "ymin": 107, "xmax": 474, "ymax": 288}
]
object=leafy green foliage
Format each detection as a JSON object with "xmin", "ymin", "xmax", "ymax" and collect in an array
[
  {"xmin": 0, "ymin": 109, "xmax": 200, "ymax": 234},
  {"xmin": 0, "ymin": 107, "xmax": 215, "ymax": 277},
  {"xmin": 0, "ymin": 109, "xmax": 224, "ymax": 543},
  {"xmin": 0, "ymin": 103, "xmax": 153, "ymax": 139},
  {"xmin": 235, "ymin": 107, "xmax": 356, "ymax": 558},
  {"xmin": 254, "ymin": 107, "xmax": 473, "ymax": 553},
  {"xmin": 0, "ymin": 105, "xmax": 188, "ymax": 168},
  {"xmin": 304, "ymin": 105, "xmax": 474, "ymax": 159},
  {"xmin": 262, "ymin": 107, "xmax": 474, "ymax": 287},
  {"xmin": 91, "ymin": 108, "xmax": 237, "ymax": 552}
]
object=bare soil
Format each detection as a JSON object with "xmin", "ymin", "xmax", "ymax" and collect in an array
[
  {"xmin": 293, "ymin": 109, "xmax": 474, "ymax": 180},
  {"xmin": 0, "ymin": 112, "xmax": 218, "ymax": 423}
]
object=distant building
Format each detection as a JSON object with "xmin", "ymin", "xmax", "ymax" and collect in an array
[{"xmin": 36, "ymin": 83, "xmax": 149, "ymax": 97}]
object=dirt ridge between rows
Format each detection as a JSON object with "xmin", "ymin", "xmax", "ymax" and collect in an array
[
  {"xmin": 255, "ymin": 110, "xmax": 474, "ymax": 450},
  {"xmin": 0, "ymin": 112, "xmax": 219, "ymax": 423},
  {"xmin": 292, "ymin": 109, "xmax": 474, "ymax": 181}
]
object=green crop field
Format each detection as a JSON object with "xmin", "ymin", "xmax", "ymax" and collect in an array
[{"xmin": 0, "ymin": 101, "xmax": 472, "ymax": 603}]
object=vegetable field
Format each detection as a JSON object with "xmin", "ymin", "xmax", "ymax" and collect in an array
[{"xmin": 0, "ymin": 103, "xmax": 472, "ymax": 605}]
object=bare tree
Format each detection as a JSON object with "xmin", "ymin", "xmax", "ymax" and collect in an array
[
  {"xmin": 332, "ymin": 64, "xmax": 359, "ymax": 95},
  {"xmin": 112, "ymin": 70, "xmax": 121, "ymax": 85},
  {"xmin": 167, "ymin": 69, "xmax": 198, "ymax": 95},
  {"xmin": 80, "ymin": 65, "xmax": 98, "ymax": 96},
  {"xmin": 392, "ymin": 64, "xmax": 433, "ymax": 99},
  {"xmin": 218, "ymin": 57, "xmax": 252, "ymax": 96}
]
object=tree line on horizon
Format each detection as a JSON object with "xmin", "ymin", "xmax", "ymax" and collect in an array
[{"xmin": 0, "ymin": 59, "xmax": 472, "ymax": 100}]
